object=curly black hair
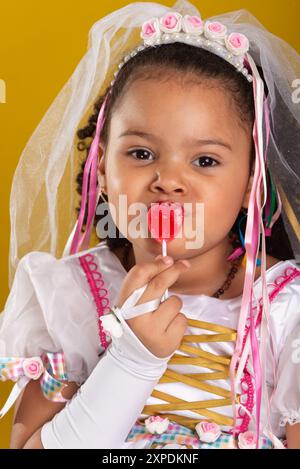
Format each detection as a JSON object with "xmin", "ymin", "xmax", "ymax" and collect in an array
[{"xmin": 75, "ymin": 42, "xmax": 294, "ymax": 261}]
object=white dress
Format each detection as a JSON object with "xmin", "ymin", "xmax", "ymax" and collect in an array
[{"xmin": 0, "ymin": 240, "xmax": 300, "ymax": 449}]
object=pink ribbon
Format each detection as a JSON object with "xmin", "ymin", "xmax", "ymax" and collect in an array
[
  {"xmin": 70, "ymin": 94, "xmax": 109, "ymax": 254},
  {"xmin": 229, "ymin": 54, "xmax": 269, "ymax": 448}
]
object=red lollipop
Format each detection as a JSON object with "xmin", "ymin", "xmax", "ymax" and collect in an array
[
  {"xmin": 148, "ymin": 202, "xmax": 184, "ymax": 244},
  {"xmin": 148, "ymin": 202, "xmax": 184, "ymax": 301}
]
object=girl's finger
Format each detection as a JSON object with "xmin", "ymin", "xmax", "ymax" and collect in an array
[
  {"xmin": 117, "ymin": 255, "xmax": 174, "ymax": 307},
  {"xmin": 134, "ymin": 260, "xmax": 190, "ymax": 307},
  {"xmin": 164, "ymin": 311, "xmax": 188, "ymax": 347},
  {"xmin": 151, "ymin": 294, "xmax": 183, "ymax": 332}
]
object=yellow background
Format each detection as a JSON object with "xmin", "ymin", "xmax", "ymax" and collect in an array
[{"xmin": 0, "ymin": 0, "xmax": 299, "ymax": 449}]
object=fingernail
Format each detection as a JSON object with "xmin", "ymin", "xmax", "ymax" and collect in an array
[
  {"xmin": 180, "ymin": 260, "xmax": 191, "ymax": 268},
  {"xmin": 162, "ymin": 256, "xmax": 173, "ymax": 265}
]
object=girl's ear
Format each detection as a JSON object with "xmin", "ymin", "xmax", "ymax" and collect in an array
[{"xmin": 242, "ymin": 165, "xmax": 255, "ymax": 209}]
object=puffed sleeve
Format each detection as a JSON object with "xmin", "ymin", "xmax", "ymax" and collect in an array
[
  {"xmin": 0, "ymin": 252, "xmax": 58, "ymax": 357},
  {"xmin": 270, "ymin": 271, "xmax": 300, "ymax": 431},
  {"xmin": 271, "ymin": 325, "xmax": 300, "ymax": 428},
  {"xmin": 0, "ymin": 251, "xmax": 102, "ymax": 418}
]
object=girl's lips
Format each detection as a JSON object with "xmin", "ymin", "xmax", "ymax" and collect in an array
[
  {"xmin": 147, "ymin": 200, "xmax": 185, "ymax": 242},
  {"xmin": 147, "ymin": 201, "xmax": 186, "ymax": 218},
  {"xmin": 147, "ymin": 200, "xmax": 185, "ymax": 211}
]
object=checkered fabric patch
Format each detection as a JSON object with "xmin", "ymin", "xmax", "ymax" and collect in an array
[
  {"xmin": 40, "ymin": 351, "xmax": 69, "ymax": 402},
  {"xmin": 125, "ymin": 421, "xmax": 274, "ymax": 449},
  {"xmin": 0, "ymin": 358, "xmax": 23, "ymax": 381}
]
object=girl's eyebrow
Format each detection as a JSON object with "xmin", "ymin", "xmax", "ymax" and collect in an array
[{"xmin": 118, "ymin": 129, "xmax": 232, "ymax": 151}]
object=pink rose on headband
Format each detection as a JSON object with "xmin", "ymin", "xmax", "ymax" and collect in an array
[
  {"xmin": 238, "ymin": 431, "xmax": 257, "ymax": 449},
  {"xmin": 195, "ymin": 421, "xmax": 221, "ymax": 443},
  {"xmin": 204, "ymin": 21, "xmax": 227, "ymax": 41},
  {"xmin": 225, "ymin": 32, "xmax": 250, "ymax": 56},
  {"xmin": 182, "ymin": 15, "xmax": 204, "ymax": 35},
  {"xmin": 159, "ymin": 12, "xmax": 182, "ymax": 33},
  {"xmin": 141, "ymin": 17, "xmax": 161, "ymax": 45},
  {"xmin": 22, "ymin": 357, "xmax": 44, "ymax": 380}
]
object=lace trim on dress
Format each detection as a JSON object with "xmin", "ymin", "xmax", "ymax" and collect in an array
[
  {"xmin": 279, "ymin": 413, "xmax": 300, "ymax": 427},
  {"xmin": 78, "ymin": 253, "xmax": 111, "ymax": 351}
]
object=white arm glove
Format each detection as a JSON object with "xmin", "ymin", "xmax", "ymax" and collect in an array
[{"xmin": 41, "ymin": 284, "xmax": 173, "ymax": 449}]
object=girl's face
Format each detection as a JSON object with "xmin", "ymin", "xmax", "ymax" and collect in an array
[{"xmin": 98, "ymin": 77, "xmax": 253, "ymax": 260}]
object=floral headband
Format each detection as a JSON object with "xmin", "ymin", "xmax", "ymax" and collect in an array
[{"xmin": 110, "ymin": 11, "xmax": 252, "ymax": 88}]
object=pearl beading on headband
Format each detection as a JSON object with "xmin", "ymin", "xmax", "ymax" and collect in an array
[{"xmin": 109, "ymin": 11, "xmax": 253, "ymax": 89}]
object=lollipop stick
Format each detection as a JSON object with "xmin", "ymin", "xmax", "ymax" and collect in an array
[
  {"xmin": 162, "ymin": 239, "xmax": 167, "ymax": 257},
  {"xmin": 148, "ymin": 203, "xmax": 183, "ymax": 304},
  {"xmin": 161, "ymin": 239, "xmax": 169, "ymax": 302}
]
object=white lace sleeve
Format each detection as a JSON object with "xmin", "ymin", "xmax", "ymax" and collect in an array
[{"xmin": 271, "ymin": 324, "xmax": 300, "ymax": 427}]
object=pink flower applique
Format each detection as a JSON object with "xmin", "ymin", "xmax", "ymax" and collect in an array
[
  {"xmin": 22, "ymin": 357, "xmax": 44, "ymax": 380},
  {"xmin": 140, "ymin": 17, "xmax": 161, "ymax": 44},
  {"xmin": 225, "ymin": 32, "xmax": 249, "ymax": 56},
  {"xmin": 195, "ymin": 421, "xmax": 222, "ymax": 443},
  {"xmin": 182, "ymin": 15, "xmax": 204, "ymax": 35},
  {"xmin": 145, "ymin": 415, "xmax": 170, "ymax": 434},
  {"xmin": 238, "ymin": 431, "xmax": 257, "ymax": 449},
  {"xmin": 159, "ymin": 12, "xmax": 182, "ymax": 34},
  {"xmin": 204, "ymin": 21, "xmax": 227, "ymax": 41}
]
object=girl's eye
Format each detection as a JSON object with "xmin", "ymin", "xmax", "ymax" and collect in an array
[
  {"xmin": 127, "ymin": 149, "xmax": 154, "ymax": 160},
  {"xmin": 127, "ymin": 149, "xmax": 219, "ymax": 168},
  {"xmin": 193, "ymin": 156, "xmax": 219, "ymax": 168}
]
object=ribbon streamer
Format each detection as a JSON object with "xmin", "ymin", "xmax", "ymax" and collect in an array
[{"xmin": 113, "ymin": 283, "xmax": 165, "ymax": 321}]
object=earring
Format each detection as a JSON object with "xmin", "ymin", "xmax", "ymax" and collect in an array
[
  {"xmin": 227, "ymin": 208, "xmax": 260, "ymax": 267},
  {"xmin": 238, "ymin": 211, "xmax": 248, "ymax": 249},
  {"xmin": 238, "ymin": 208, "xmax": 261, "ymax": 267},
  {"xmin": 99, "ymin": 187, "xmax": 108, "ymax": 203},
  {"xmin": 227, "ymin": 209, "xmax": 247, "ymax": 263},
  {"xmin": 238, "ymin": 211, "xmax": 248, "ymax": 268}
]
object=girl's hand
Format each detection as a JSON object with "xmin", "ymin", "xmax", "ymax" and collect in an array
[{"xmin": 116, "ymin": 255, "xmax": 191, "ymax": 358}]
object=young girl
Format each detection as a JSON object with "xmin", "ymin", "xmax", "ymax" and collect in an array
[{"xmin": 1, "ymin": 0, "xmax": 300, "ymax": 450}]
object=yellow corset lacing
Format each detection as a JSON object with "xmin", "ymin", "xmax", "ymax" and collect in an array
[{"xmin": 140, "ymin": 318, "xmax": 239, "ymax": 430}]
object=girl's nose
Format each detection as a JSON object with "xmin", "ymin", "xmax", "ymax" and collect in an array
[{"xmin": 150, "ymin": 168, "xmax": 187, "ymax": 195}]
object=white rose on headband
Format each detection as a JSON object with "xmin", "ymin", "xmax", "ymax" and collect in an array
[
  {"xmin": 225, "ymin": 32, "xmax": 250, "ymax": 56},
  {"xmin": 182, "ymin": 15, "xmax": 204, "ymax": 35},
  {"xmin": 141, "ymin": 17, "xmax": 161, "ymax": 45},
  {"xmin": 159, "ymin": 12, "xmax": 182, "ymax": 34},
  {"xmin": 145, "ymin": 415, "xmax": 170, "ymax": 434},
  {"xmin": 99, "ymin": 312, "xmax": 123, "ymax": 338},
  {"xmin": 204, "ymin": 21, "xmax": 227, "ymax": 42}
]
